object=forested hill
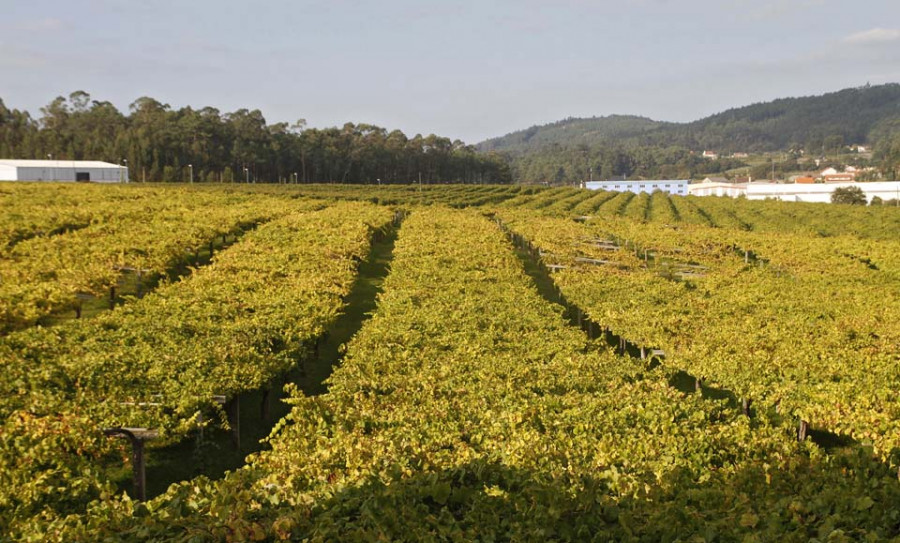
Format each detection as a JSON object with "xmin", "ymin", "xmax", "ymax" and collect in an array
[
  {"xmin": 479, "ymin": 84, "xmax": 900, "ymax": 154},
  {"xmin": 478, "ymin": 115, "xmax": 668, "ymax": 153}
]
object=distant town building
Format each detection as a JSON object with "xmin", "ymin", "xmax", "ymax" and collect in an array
[
  {"xmin": 823, "ymin": 174, "xmax": 856, "ymax": 183},
  {"xmin": 731, "ymin": 152, "xmax": 749, "ymax": 158},
  {"xmin": 701, "ymin": 150, "xmax": 718, "ymax": 159},
  {"xmin": 584, "ymin": 180, "xmax": 689, "ymax": 195},
  {"xmin": 0, "ymin": 160, "xmax": 128, "ymax": 182},
  {"xmin": 795, "ymin": 176, "xmax": 816, "ymax": 184}
]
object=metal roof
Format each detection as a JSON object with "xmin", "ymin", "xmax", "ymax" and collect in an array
[
  {"xmin": 0, "ymin": 159, "xmax": 125, "ymax": 168},
  {"xmin": 586, "ymin": 180, "xmax": 688, "ymax": 185}
]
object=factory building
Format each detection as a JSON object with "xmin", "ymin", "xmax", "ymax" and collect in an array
[
  {"xmin": 0, "ymin": 159, "xmax": 128, "ymax": 183},
  {"xmin": 583, "ymin": 180, "xmax": 689, "ymax": 195}
]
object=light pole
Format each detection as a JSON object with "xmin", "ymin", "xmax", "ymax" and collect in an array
[
  {"xmin": 188, "ymin": 164, "xmax": 193, "ymax": 184},
  {"xmin": 243, "ymin": 167, "xmax": 249, "ymax": 184}
]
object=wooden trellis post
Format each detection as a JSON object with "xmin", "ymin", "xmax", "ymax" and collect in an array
[
  {"xmin": 103, "ymin": 427, "xmax": 158, "ymax": 501},
  {"xmin": 798, "ymin": 420, "xmax": 809, "ymax": 442},
  {"xmin": 75, "ymin": 292, "xmax": 92, "ymax": 319}
]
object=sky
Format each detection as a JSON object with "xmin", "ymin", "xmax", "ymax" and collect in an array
[{"xmin": 1, "ymin": 0, "xmax": 899, "ymax": 143}]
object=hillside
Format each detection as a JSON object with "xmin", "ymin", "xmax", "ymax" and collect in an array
[
  {"xmin": 479, "ymin": 83, "xmax": 900, "ymax": 155},
  {"xmin": 478, "ymin": 115, "xmax": 668, "ymax": 153}
]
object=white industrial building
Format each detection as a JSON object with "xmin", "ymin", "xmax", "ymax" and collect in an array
[
  {"xmin": 688, "ymin": 180, "xmax": 900, "ymax": 204},
  {"xmin": 690, "ymin": 179, "xmax": 749, "ymax": 197},
  {"xmin": 744, "ymin": 181, "xmax": 900, "ymax": 203},
  {"xmin": 584, "ymin": 180, "xmax": 689, "ymax": 195},
  {"xmin": 0, "ymin": 159, "xmax": 128, "ymax": 183}
]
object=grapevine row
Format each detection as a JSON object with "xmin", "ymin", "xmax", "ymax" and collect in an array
[{"xmin": 44, "ymin": 207, "xmax": 900, "ymax": 541}]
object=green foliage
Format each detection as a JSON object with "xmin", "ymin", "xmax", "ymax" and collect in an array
[
  {"xmin": 831, "ymin": 185, "xmax": 867, "ymax": 205},
  {"xmin": 0, "ymin": 185, "xmax": 296, "ymax": 332},
  {"xmin": 0, "ymin": 411, "xmax": 124, "ymax": 539},
  {"xmin": 482, "ymin": 84, "xmax": 900, "ymax": 155},
  {"xmin": 3, "ymin": 187, "xmax": 900, "ymax": 539},
  {"xmin": 479, "ymin": 84, "xmax": 900, "ymax": 183},
  {"xmin": 0, "ymin": 198, "xmax": 396, "ymax": 536},
  {"xmin": 32, "ymin": 205, "xmax": 900, "ymax": 541},
  {"xmin": 479, "ymin": 114, "xmax": 666, "ymax": 153},
  {"xmin": 1, "ymin": 92, "xmax": 511, "ymax": 184},
  {"xmin": 497, "ymin": 201, "xmax": 900, "ymax": 456}
]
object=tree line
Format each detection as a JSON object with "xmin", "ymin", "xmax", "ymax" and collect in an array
[
  {"xmin": 503, "ymin": 138, "xmax": 899, "ymax": 184},
  {"xmin": 507, "ymin": 143, "xmax": 750, "ymax": 183},
  {"xmin": 0, "ymin": 91, "xmax": 511, "ymax": 184}
]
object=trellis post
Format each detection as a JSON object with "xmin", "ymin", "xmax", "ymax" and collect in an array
[{"xmin": 103, "ymin": 428, "xmax": 158, "ymax": 501}]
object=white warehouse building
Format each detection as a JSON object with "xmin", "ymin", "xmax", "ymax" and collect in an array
[
  {"xmin": 583, "ymin": 180, "xmax": 689, "ymax": 195},
  {"xmin": 688, "ymin": 180, "xmax": 900, "ymax": 204},
  {"xmin": 0, "ymin": 159, "xmax": 129, "ymax": 183}
]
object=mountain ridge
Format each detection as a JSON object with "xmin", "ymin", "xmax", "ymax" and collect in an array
[{"xmin": 478, "ymin": 83, "xmax": 900, "ymax": 155}]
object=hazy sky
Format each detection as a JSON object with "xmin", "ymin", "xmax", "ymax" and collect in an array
[{"xmin": 1, "ymin": 0, "xmax": 899, "ymax": 142}]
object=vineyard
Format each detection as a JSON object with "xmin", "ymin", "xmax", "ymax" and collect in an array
[{"xmin": 1, "ymin": 182, "xmax": 900, "ymax": 541}]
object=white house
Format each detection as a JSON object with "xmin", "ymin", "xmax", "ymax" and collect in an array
[
  {"xmin": 584, "ymin": 180, "xmax": 689, "ymax": 196},
  {"xmin": 0, "ymin": 160, "xmax": 128, "ymax": 183}
]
